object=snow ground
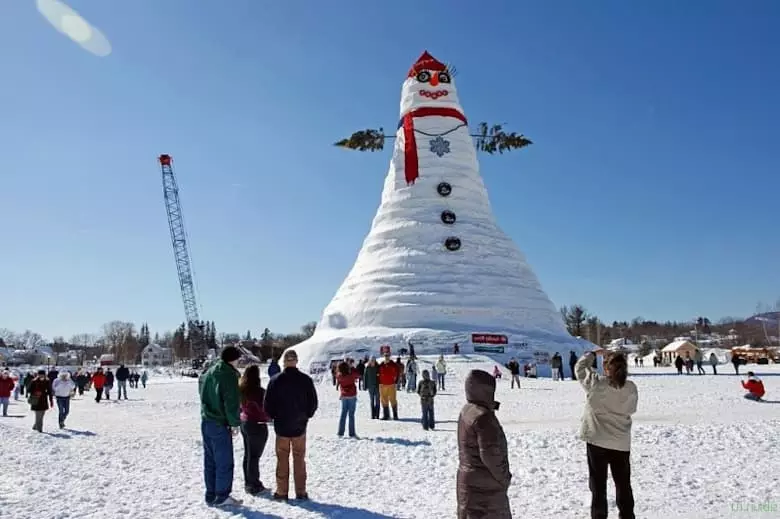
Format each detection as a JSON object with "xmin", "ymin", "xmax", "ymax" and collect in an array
[{"xmin": 2, "ymin": 355, "xmax": 779, "ymax": 519}]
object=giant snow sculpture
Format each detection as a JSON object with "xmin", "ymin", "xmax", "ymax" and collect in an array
[{"xmin": 290, "ymin": 51, "xmax": 589, "ymax": 377}]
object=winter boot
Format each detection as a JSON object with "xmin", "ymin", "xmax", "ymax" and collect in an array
[
  {"xmin": 392, "ymin": 406, "xmax": 398, "ymax": 420},
  {"xmin": 382, "ymin": 406, "xmax": 390, "ymax": 420}
]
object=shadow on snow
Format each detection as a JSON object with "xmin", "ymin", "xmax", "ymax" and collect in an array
[
  {"xmin": 371, "ymin": 436, "xmax": 431, "ymax": 447},
  {"xmin": 393, "ymin": 417, "xmax": 457, "ymax": 425},
  {"xmin": 290, "ymin": 499, "xmax": 397, "ymax": 519}
]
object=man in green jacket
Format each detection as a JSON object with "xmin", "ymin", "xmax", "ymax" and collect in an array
[{"xmin": 199, "ymin": 346, "xmax": 242, "ymax": 507}]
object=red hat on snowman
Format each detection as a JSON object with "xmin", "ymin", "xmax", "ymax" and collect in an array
[{"xmin": 407, "ymin": 51, "xmax": 447, "ymax": 78}]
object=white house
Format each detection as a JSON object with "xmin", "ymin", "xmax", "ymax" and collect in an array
[{"xmin": 141, "ymin": 344, "xmax": 173, "ymax": 367}]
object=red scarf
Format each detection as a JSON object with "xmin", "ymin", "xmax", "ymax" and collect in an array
[{"xmin": 399, "ymin": 106, "xmax": 467, "ymax": 185}]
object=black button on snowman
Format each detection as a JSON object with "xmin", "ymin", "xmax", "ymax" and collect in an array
[{"xmin": 437, "ymin": 182, "xmax": 459, "ymax": 250}]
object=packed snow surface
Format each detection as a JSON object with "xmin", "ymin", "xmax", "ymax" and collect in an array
[
  {"xmin": 3, "ymin": 355, "xmax": 780, "ymax": 518},
  {"xmin": 297, "ymin": 52, "xmax": 582, "ymax": 370}
]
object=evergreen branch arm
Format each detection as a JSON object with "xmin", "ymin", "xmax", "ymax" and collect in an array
[
  {"xmin": 334, "ymin": 128, "xmax": 387, "ymax": 151},
  {"xmin": 473, "ymin": 123, "xmax": 533, "ymax": 154}
]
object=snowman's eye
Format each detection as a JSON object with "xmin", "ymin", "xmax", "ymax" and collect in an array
[
  {"xmin": 416, "ymin": 71, "xmax": 431, "ymax": 83},
  {"xmin": 438, "ymin": 72, "xmax": 451, "ymax": 84}
]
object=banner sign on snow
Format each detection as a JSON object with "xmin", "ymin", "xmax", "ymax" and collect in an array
[
  {"xmin": 474, "ymin": 345, "xmax": 505, "ymax": 354},
  {"xmin": 471, "ymin": 333, "xmax": 508, "ymax": 345}
]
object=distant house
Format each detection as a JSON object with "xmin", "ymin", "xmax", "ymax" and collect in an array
[
  {"xmin": 660, "ymin": 340, "xmax": 698, "ymax": 363},
  {"xmin": 141, "ymin": 344, "xmax": 173, "ymax": 367}
]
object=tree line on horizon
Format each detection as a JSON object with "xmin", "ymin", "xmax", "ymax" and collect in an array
[
  {"xmin": 1, "ymin": 302, "xmax": 777, "ymax": 365},
  {"xmin": 0, "ymin": 320, "xmax": 318, "ymax": 365},
  {"xmin": 560, "ymin": 302, "xmax": 779, "ymax": 358}
]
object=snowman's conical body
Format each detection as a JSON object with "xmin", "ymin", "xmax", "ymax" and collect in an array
[{"xmin": 293, "ymin": 52, "xmax": 588, "ymax": 377}]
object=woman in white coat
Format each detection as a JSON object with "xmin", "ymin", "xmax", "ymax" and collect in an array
[
  {"xmin": 575, "ymin": 349, "xmax": 638, "ymax": 519},
  {"xmin": 52, "ymin": 372, "xmax": 76, "ymax": 429}
]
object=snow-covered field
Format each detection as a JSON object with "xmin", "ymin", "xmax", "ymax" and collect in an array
[{"xmin": 3, "ymin": 355, "xmax": 779, "ymax": 518}]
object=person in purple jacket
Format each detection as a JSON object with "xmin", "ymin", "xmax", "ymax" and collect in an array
[{"xmin": 239, "ymin": 364, "xmax": 271, "ymax": 495}]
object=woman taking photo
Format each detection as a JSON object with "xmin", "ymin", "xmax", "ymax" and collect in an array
[
  {"xmin": 336, "ymin": 360, "xmax": 359, "ymax": 437},
  {"xmin": 575, "ymin": 349, "xmax": 638, "ymax": 519},
  {"xmin": 238, "ymin": 364, "xmax": 270, "ymax": 495}
]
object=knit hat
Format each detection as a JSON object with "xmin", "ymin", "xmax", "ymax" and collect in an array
[
  {"xmin": 221, "ymin": 346, "xmax": 241, "ymax": 363},
  {"xmin": 283, "ymin": 349, "xmax": 298, "ymax": 362}
]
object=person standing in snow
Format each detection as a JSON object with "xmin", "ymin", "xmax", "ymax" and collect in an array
[
  {"xmin": 238, "ymin": 364, "xmax": 270, "ymax": 495},
  {"xmin": 267, "ymin": 357, "xmax": 281, "ymax": 379},
  {"xmin": 52, "ymin": 372, "xmax": 76, "ymax": 428},
  {"xmin": 199, "ymin": 346, "xmax": 243, "ymax": 507},
  {"xmin": 674, "ymin": 354, "xmax": 684, "ymax": 375},
  {"xmin": 551, "ymin": 353, "xmax": 562, "ymax": 381},
  {"xmin": 264, "ymin": 349, "xmax": 318, "ymax": 501},
  {"xmin": 336, "ymin": 361, "xmax": 359, "ymax": 438},
  {"xmin": 506, "ymin": 358, "xmax": 521, "ymax": 389},
  {"xmin": 356, "ymin": 359, "xmax": 366, "ymax": 390},
  {"xmin": 575, "ymin": 349, "xmax": 638, "ymax": 519},
  {"xmin": 141, "ymin": 370, "xmax": 148, "ymax": 388},
  {"xmin": 694, "ymin": 349, "xmax": 705, "ymax": 375},
  {"xmin": 456, "ymin": 369, "xmax": 511, "ymax": 519},
  {"xmin": 75, "ymin": 370, "xmax": 89, "ymax": 396},
  {"xmin": 731, "ymin": 354, "xmax": 741, "ymax": 375},
  {"xmin": 378, "ymin": 350, "xmax": 399, "ymax": 420},
  {"xmin": 363, "ymin": 356, "xmax": 380, "ymax": 419},
  {"xmin": 0, "ymin": 371, "xmax": 15, "ymax": 416},
  {"xmin": 133, "ymin": 371, "xmax": 141, "ymax": 388},
  {"xmin": 92, "ymin": 368, "xmax": 107, "ymax": 402},
  {"xmin": 116, "ymin": 364, "xmax": 130, "ymax": 400},
  {"xmin": 28, "ymin": 370, "xmax": 54, "ymax": 433},
  {"xmin": 417, "ymin": 369, "xmax": 437, "ymax": 430},
  {"xmin": 104, "ymin": 369, "xmax": 115, "ymax": 399},
  {"xmin": 569, "ymin": 351, "xmax": 578, "ymax": 381},
  {"xmin": 709, "ymin": 352, "xmax": 719, "ymax": 375},
  {"xmin": 406, "ymin": 356, "xmax": 419, "ymax": 392},
  {"xmin": 435, "ymin": 355, "xmax": 447, "ymax": 391},
  {"xmin": 396, "ymin": 356, "xmax": 406, "ymax": 391}
]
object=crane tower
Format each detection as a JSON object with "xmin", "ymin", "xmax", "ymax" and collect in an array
[{"xmin": 159, "ymin": 154, "xmax": 200, "ymax": 325}]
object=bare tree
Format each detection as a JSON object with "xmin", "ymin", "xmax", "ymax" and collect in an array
[
  {"xmin": 69, "ymin": 333, "xmax": 97, "ymax": 350},
  {"xmin": 301, "ymin": 322, "xmax": 317, "ymax": 338},
  {"xmin": 101, "ymin": 321, "xmax": 136, "ymax": 362},
  {"xmin": 0, "ymin": 328, "xmax": 15, "ymax": 345},
  {"xmin": 16, "ymin": 330, "xmax": 44, "ymax": 350}
]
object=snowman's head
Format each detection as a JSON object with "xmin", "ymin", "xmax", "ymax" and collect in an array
[{"xmin": 400, "ymin": 51, "xmax": 462, "ymax": 116}]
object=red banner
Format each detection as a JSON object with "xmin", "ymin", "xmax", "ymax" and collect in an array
[{"xmin": 471, "ymin": 334, "xmax": 508, "ymax": 345}]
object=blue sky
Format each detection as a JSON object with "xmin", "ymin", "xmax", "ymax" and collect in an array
[{"xmin": 1, "ymin": 0, "xmax": 778, "ymax": 340}]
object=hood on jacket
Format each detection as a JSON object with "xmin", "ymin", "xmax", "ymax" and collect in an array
[{"xmin": 465, "ymin": 369, "xmax": 499, "ymax": 410}]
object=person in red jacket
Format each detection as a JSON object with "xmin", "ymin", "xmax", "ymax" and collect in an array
[
  {"xmin": 377, "ymin": 347, "xmax": 399, "ymax": 420},
  {"xmin": 336, "ymin": 361, "xmax": 360, "ymax": 437},
  {"xmin": 92, "ymin": 368, "xmax": 107, "ymax": 403},
  {"xmin": 742, "ymin": 372, "xmax": 766, "ymax": 401},
  {"xmin": 0, "ymin": 371, "xmax": 16, "ymax": 416}
]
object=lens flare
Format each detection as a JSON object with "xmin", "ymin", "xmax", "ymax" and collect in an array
[{"xmin": 36, "ymin": 0, "xmax": 111, "ymax": 57}]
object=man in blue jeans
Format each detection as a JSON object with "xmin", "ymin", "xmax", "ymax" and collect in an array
[{"xmin": 199, "ymin": 346, "xmax": 243, "ymax": 507}]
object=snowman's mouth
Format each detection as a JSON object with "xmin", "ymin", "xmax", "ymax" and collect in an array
[{"xmin": 419, "ymin": 89, "xmax": 449, "ymax": 100}]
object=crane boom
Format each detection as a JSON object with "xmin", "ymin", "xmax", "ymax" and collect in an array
[{"xmin": 159, "ymin": 154, "xmax": 200, "ymax": 325}]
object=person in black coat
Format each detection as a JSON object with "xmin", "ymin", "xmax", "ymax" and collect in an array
[
  {"xmin": 264, "ymin": 349, "xmax": 318, "ymax": 501},
  {"xmin": 569, "ymin": 351, "xmax": 578, "ymax": 381},
  {"xmin": 115, "ymin": 365, "xmax": 130, "ymax": 400},
  {"xmin": 105, "ymin": 369, "xmax": 115, "ymax": 399},
  {"xmin": 28, "ymin": 370, "xmax": 54, "ymax": 432}
]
